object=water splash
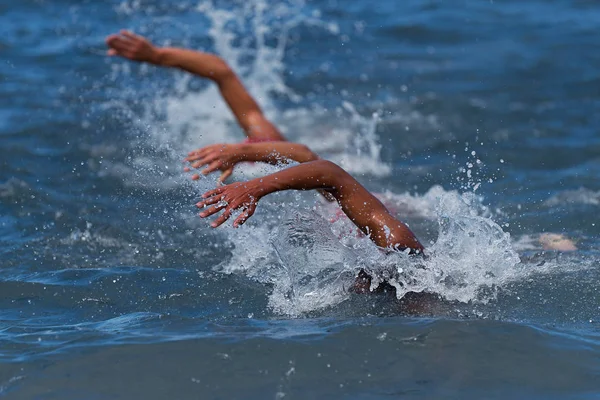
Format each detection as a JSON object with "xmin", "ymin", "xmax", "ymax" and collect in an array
[
  {"xmin": 214, "ymin": 186, "xmax": 523, "ymax": 316},
  {"xmin": 106, "ymin": 0, "xmax": 390, "ymax": 185},
  {"xmin": 330, "ymin": 102, "xmax": 391, "ymax": 177},
  {"xmin": 105, "ymin": 0, "xmax": 528, "ymax": 316},
  {"xmin": 419, "ymin": 191, "xmax": 521, "ymax": 303}
]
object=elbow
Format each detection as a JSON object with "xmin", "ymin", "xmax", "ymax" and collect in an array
[
  {"xmin": 311, "ymin": 159, "xmax": 339, "ymax": 171},
  {"xmin": 297, "ymin": 144, "xmax": 319, "ymax": 162},
  {"xmin": 213, "ymin": 60, "xmax": 236, "ymax": 84},
  {"xmin": 310, "ymin": 160, "xmax": 350, "ymax": 187}
]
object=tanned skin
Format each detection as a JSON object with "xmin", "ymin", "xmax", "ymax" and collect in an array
[
  {"xmin": 196, "ymin": 159, "xmax": 424, "ymax": 253},
  {"xmin": 107, "ymin": 31, "xmax": 427, "ymax": 297},
  {"xmin": 106, "ymin": 30, "xmax": 285, "ymax": 142},
  {"xmin": 194, "ymin": 156, "xmax": 424, "ymax": 296},
  {"xmin": 183, "ymin": 142, "xmax": 318, "ymax": 182}
]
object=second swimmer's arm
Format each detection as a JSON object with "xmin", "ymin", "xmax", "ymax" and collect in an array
[
  {"xmin": 106, "ymin": 30, "xmax": 284, "ymax": 141},
  {"xmin": 185, "ymin": 142, "xmax": 318, "ymax": 178}
]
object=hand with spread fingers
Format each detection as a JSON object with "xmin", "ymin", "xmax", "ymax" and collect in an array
[
  {"xmin": 106, "ymin": 30, "xmax": 159, "ymax": 63},
  {"xmin": 184, "ymin": 144, "xmax": 240, "ymax": 183},
  {"xmin": 195, "ymin": 160, "xmax": 424, "ymax": 253},
  {"xmin": 196, "ymin": 182, "xmax": 264, "ymax": 228},
  {"xmin": 106, "ymin": 30, "xmax": 286, "ymax": 142}
]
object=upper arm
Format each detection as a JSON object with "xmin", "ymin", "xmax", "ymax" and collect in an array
[
  {"xmin": 329, "ymin": 169, "xmax": 423, "ymax": 252},
  {"xmin": 150, "ymin": 48, "xmax": 285, "ymax": 141},
  {"xmin": 217, "ymin": 72, "xmax": 285, "ymax": 141},
  {"xmin": 244, "ymin": 111, "xmax": 286, "ymax": 141}
]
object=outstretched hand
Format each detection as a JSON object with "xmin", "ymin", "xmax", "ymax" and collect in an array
[
  {"xmin": 196, "ymin": 182, "xmax": 264, "ymax": 228},
  {"xmin": 106, "ymin": 30, "xmax": 159, "ymax": 63},
  {"xmin": 184, "ymin": 144, "xmax": 240, "ymax": 183}
]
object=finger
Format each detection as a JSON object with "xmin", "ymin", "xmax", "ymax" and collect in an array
[
  {"xmin": 190, "ymin": 154, "xmax": 217, "ymax": 169},
  {"xmin": 196, "ymin": 195, "xmax": 222, "ymax": 208},
  {"xmin": 201, "ymin": 160, "xmax": 222, "ymax": 175},
  {"xmin": 211, "ymin": 209, "xmax": 233, "ymax": 228},
  {"xmin": 106, "ymin": 38, "xmax": 123, "ymax": 52},
  {"xmin": 202, "ymin": 186, "xmax": 226, "ymax": 199},
  {"xmin": 107, "ymin": 49, "xmax": 117, "ymax": 56},
  {"xmin": 187, "ymin": 148, "xmax": 204, "ymax": 157},
  {"xmin": 191, "ymin": 173, "xmax": 200, "ymax": 181},
  {"xmin": 104, "ymin": 33, "xmax": 119, "ymax": 43},
  {"xmin": 218, "ymin": 168, "xmax": 233, "ymax": 184},
  {"xmin": 185, "ymin": 148, "xmax": 211, "ymax": 162},
  {"xmin": 118, "ymin": 30, "xmax": 140, "ymax": 44},
  {"xmin": 105, "ymin": 34, "xmax": 119, "ymax": 45},
  {"xmin": 111, "ymin": 35, "xmax": 134, "ymax": 47},
  {"xmin": 188, "ymin": 145, "xmax": 215, "ymax": 156},
  {"xmin": 187, "ymin": 143, "xmax": 228, "ymax": 157},
  {"xmin": 233, "ymin": 204, "xmax": 256, "ymax": 227},
  {"xmin": 199, "ymin": 203, "xmax": 227, "ymax": 218},
  {"xmin": 121, "ymin": 30, "xmax": 142, "ymax": 41},
  {"xmin": 107, "ymin": 37, "xmax": 134, "ymax": 52},
  {"xmin": 185, "ymin": 153, "xmax": 202, "ymax": 163}
]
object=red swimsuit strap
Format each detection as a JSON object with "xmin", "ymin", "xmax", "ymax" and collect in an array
[{"xmin": 242, "ymin": 137, "xmax": 283, "ymax": 144}]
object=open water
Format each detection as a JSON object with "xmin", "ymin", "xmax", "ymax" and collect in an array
[{"xmin": 1, "ymin": 0, "xmax": 599, "ymax": 398}]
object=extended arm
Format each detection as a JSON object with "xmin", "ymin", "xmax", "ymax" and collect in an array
[
  {"xmin": 106, "ymin": 30, "xmax": 284, "ymax": 141},
  {"xmin": 184, "ymin": 142, "xmax": 318, "ymax": 181},
  {"xmin": 197, "ymin": 160, "xmax": 424, "ymax": 253}
]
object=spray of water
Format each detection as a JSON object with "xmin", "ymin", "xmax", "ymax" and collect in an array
[{"xmin": 104, "ymin": 0, "xmax": 536, "ymax": 317}]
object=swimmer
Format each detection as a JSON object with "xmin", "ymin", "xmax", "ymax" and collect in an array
[
  {"xmin": 107, "ymin": 32, "xmax": 575, "ymax": 301},
  {"xmin": 539, "ymin": 233, "xmax": 577, "ymax": 251},
  {"xmin": 105, "ymin": 30, "xmax": 285, "ymax": 142},
  {"xmin": 196, "ymin": 157, "xmax": 424, "ymax": 290},
  {"xmin": 186, "ymin": 141, "xmax": 423, "ymax": 292}
]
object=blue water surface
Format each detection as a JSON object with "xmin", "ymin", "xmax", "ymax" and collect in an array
[{"xmin": 1, "ymin": 0, "xmax": 599, "ymax": 398}]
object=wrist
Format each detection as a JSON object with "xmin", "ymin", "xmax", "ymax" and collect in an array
[
  {"xmin": 233, "ymin": 144, "xmax": 252, "ymax": 163},
  {"xmin": 249, "ymin": 176, "xmax": 276, "ymax": 198},
  {"xmin": 151, "ymin": 47, "xmax": 167, "ymax": 65}
]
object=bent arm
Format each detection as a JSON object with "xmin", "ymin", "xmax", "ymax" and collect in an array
[
  {"xmin": 106, "ymin": 31, "xmax": 284, "ymax": 141},
  {"xmin": 198, "ymin": 160, "xmax": 424, "ymax": 252}
]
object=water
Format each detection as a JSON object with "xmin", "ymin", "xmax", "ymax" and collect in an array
[{"xmin": 1, "ymin": 0, "xmax": 599, "ymax": 398}]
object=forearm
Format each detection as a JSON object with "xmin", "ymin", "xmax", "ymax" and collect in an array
[
  {"xmin": 235, "ymin": 143, "xmax": 318, "ymax": 165},
  {"xmin": 153, "ymin": 47, "xmax": 232, "ymax": 81},
  {"xmin": 255, "ymin": 160, "xmax": 423, "ymax": 252},
  {"xmin": 254, "ymin": 160, "xmax": 344, "ymax": 194},
  {"xmin": 254, "ymin": 160, "xmax": 384, "ymax": 232},
  {"xmin": 199, "ymin": 160, "xmax": 423, "ymax": 251}
]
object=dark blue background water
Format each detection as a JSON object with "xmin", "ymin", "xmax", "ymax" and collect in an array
[{"xmin": 1, "ymin": 0, "xmax": 600, "ymax": 398}]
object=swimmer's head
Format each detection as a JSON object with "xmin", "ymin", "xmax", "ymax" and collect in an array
[{"xmin": 539, "ymin": 233, "xmax": 577, "ymax": 251}]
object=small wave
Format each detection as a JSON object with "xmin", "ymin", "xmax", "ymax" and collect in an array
[
  {"xmin": 0, "ymin": 178, "xmax": 32, "ymax": 199},
  {"xmin": 545, "ymin": 187, "xmax": 600, "ymax": 206},
  {"xmin": 105, "ymin": 0, "xmax": 392, "ymax": 185}
]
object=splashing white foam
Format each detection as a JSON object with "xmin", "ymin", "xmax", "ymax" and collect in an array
[
  {"xmin": 213, "ymin": 186, "xmax": 522, "ymax": 316},
  {"xmin": 106, "ymin": 0, "xmax": 390, "ymax": 187},
  {"xmin": 106, "ymin": 0, "xmax": 526, "ymax": 316}
]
